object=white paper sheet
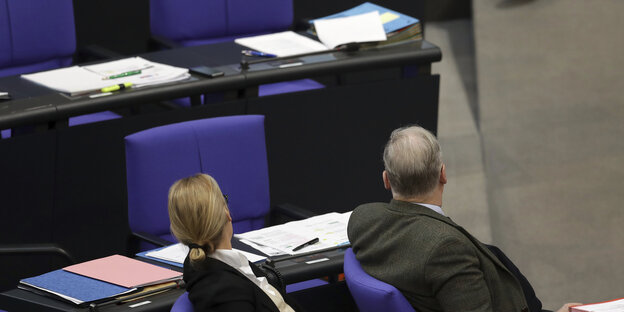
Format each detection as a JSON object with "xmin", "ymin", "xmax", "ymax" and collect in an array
[
  {"xmin": 235, "ymin": 211, "xmax": 352, "ymax": 256},
  {"xmin": 571, "ymin": 298, "xmax": 624, "ymax": 312},
  {"xmin": 313, "ymin": 11, "xmax": 387, "ymax": 49},
  {"xmin": 145, "ymin": 243, "xmax": 266, "ymax": 264},
  {"xmin": 235, "ymin": 31, "xmax": 329, "ymax": 57}
]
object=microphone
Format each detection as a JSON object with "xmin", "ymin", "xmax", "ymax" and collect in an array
[{"xmin": 240, "ymin": 42, "xmax": 362, "ymax": 71}]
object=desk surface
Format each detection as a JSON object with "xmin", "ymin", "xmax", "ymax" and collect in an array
[{"xmin": 0, "ymin": 40, "xmax": 440, "ymax": 129}]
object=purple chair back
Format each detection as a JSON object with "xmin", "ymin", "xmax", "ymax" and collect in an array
[
  {"xmin": 344, "ymin": 248, "xmax": 416, "ymax": 312},
  {"xmin": 0, "ymin": 0, "xmax": 75, "ymax": 77},
  {"xmin": 150, "ymin": 0, "xmax": 293, "ymax": 46},
  {"xmin": 170, "ymin": 292, "xmax": 193, "ymax": 312},
  {"xmin": 125, "ymin": 115, "xmax": 270, "ymax": 249}
]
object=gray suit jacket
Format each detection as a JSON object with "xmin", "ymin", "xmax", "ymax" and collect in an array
[{"xmin": 347, "ymin": 200, "xmax": 529, "ymax": 312}]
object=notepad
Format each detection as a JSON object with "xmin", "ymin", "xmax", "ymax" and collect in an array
[
  {"xmin": 19, "ymin": 269, "xmax": 135, "ymax": 305},
  {"xmin": 64, "ymin": 254, "xmax": 182, "ymax": 288}
]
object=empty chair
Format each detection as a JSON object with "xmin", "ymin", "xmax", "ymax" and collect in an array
[
  {"xmin": 149, "ymin": 0, "xmax": 324, "ymax": 105},
  {"xmin": 0, "ymin": 0, "xmax": 120, "ymax": 138},
  {"xmin": 344, "ymin": 248, "xmax": 416, "ymax": 312}
]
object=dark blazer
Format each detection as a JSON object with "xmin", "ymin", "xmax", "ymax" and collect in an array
[
  {"xmin": 347, "ymin": 200, "xmax": 531, "ymax": 312},
  {"xmin": 184, "ymin": 255, "xmax": 299, "ymax": 312}
]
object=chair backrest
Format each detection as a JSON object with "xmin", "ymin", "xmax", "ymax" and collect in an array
[
  {"xmin": 150, "ymin": 0, "xmax": 293, "ymax": 46},
  {"xmin": 171, "ymin": 292, "xmax": 193, "ymax": 312},
  {"xmin": 125, "ymin": 115, "xmax": 271, "ymax": 248},
  {"xmin": 0, "ymin": 0, "xmax": 75, "ymax": 77},
  {"xmin": 343, "ymin": 248, "xmax": 416, "ymax": 312}
]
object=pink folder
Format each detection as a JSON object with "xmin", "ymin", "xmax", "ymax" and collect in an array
[{"xmin": 64, "ymin": 254, "xmax": 182, "ymax": 288}]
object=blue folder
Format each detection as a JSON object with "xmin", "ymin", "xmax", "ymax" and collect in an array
[
  {"xmin": 311, "ymin": 2, "xmax": 420, "ymax": 34},
  {"xmin": 20, "ymin": 269, "xmax": 134, "ymax": 305}
]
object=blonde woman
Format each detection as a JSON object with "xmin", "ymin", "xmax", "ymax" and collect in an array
[{"xmin": 168, "ymin": 173, "xmax": 300, "ymax": 312}]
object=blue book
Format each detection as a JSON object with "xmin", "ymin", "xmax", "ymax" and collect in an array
[
  {"xmin": 19, "ymin": 269, "xmax": 135, "ymax": 306},
  {"xmin": 311, "ymin": 2, "xmax": 420, "ymax": 34}
]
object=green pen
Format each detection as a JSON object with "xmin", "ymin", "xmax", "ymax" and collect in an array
[
  {"xmin": 102, "ymin": 70, "xmax": 142, "ymax": 80},
  {"xmin": 100, "ymin": 82, "xmax": 133, "ymax": 93}
]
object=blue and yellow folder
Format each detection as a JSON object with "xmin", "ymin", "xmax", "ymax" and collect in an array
[{"xmin": 310, "ymin": 2, "xmax": 420, "ymax": 34}]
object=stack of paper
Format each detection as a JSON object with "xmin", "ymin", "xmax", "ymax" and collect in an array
[
  {"xmin": 21, "ymin": 57, "xmax": 190, "ymax": 96},
  {"xmin": 235, "ymin": 211, "xmax": 352, "ymax": 256}
]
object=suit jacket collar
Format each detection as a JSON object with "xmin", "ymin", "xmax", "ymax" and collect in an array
[{"xmin": 387, "ymin": 199, "xmax": 512, "ymax": 275}]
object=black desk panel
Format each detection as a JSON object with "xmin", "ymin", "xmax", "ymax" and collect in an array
[{"xmin": 250, "ymin": 75, "xmax": 439, "ymax": 213}]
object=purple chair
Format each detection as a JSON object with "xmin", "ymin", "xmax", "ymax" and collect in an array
[
  {"xmin": 124, "ymin": 115, "xmax": 271, "ymax": 249},
  {"xmin": 0, "ymin": 0, "xmax": 120, "ymax": 138},
  {"xmin": 344, "ymin": 248, "xmax": 416, "ymax": 312},
  {"xmin": 149, "ymin": 0, "xmax": 324, "ymax": 106},
  {"xmin": 170, "ymin": 292, "xmax": 193, "ymax": 312}
]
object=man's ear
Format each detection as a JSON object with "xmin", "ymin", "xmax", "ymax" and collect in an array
[
  {"xmin": 440, "ymin": 164, "xmax": 447, "ymax": 184},
  {"xmin": 383, "ymin": 170, "xmax": 391, "ymax": 190}
]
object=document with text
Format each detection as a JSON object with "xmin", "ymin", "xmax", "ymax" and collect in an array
[{"xmin": 235, "ymin": 211, "xmax": 352, "ymax": 255}]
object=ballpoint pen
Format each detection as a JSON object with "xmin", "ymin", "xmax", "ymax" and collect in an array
[
  {"xmin": 241, "ymin": 50, "xmax": 277, "ymax": 58},
  {"xmin": 102, "ymin": 65, "xmax": 155, "ymax": 80},
  {"xmin": 102, "ymin": 70, "xmax": 142, "ymax": 80},
  {"xmin": 292, "ymin": 237, "xmax": 319, "ymax": 252},
  {"xmin": 100, "ymin": 82, "xmax": 133, "ymax": 93}
]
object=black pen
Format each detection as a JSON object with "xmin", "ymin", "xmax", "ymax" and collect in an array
[{"xmin": 292, "ymin": 237, "xmax": 319, "ymax": 252}]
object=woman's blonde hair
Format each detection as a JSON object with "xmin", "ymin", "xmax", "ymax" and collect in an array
[{"xmin": 168, "ymin": 173, "xmax": 229, "ymax": 264}]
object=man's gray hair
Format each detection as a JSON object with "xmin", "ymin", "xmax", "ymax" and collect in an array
[{"xmin": 383, "ymin": 125, "xmax": 442, "ymax": 198}]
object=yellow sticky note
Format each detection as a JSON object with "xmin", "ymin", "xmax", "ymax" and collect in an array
[{"xmin": 380, "ymin": 12, "xmax": 399, "ymax": 24}]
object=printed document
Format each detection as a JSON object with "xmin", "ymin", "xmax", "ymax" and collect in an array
[{"xmin": 235, "ymin": 211, "xmax": 352, "ymax": 255}]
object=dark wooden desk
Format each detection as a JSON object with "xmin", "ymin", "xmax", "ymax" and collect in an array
[{"xmin": 0, "ymin": 40, "xmax": 440, "ymax": 292}]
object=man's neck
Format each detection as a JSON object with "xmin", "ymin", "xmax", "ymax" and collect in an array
[{"xmin": 394, "ymin": 189, "xmax": 443, "ymax": 206}]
